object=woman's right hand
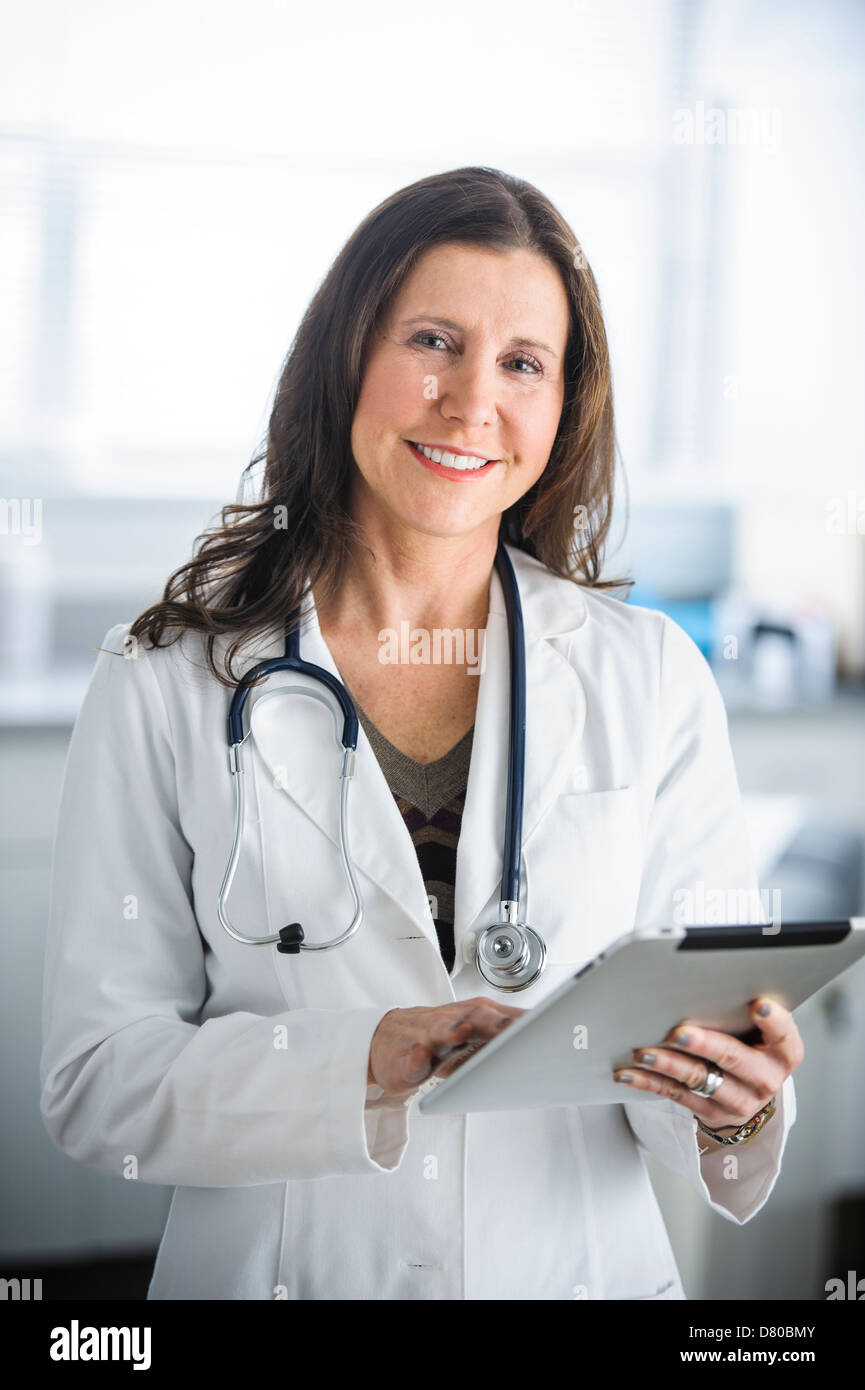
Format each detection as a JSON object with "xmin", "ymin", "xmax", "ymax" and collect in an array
[{"xmin": 367, "ymin": 997, "xmax": 525, "ymax": 1101}]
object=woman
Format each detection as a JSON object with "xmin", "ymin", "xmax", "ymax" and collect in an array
[{"xmin": 41, "ymin": 166, "xmax": 802, "ymax": 1301}]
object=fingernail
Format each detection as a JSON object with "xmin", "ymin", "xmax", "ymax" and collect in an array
[
  {"xmin": 450, "ymin": 1021, "xmax": 465, "ymax": 1032},
  {"xmin": 672, "ymin": 1030, "xmax": 691, "ymax": 1046},
  {"xmin": 638, "ymin": 1052, "xmax": 657, "ymax": 1066},
  {"xmin": 497, "ymin": 1017, "xmax": 512, "ymax": 1029},
  {"xmin": 757, "ymin": 1001, "xmax": 771, "ymax": 1017},
  {"xmin": 614, "ymin": 1073, "xmax": 634, "ymax": 1084}
]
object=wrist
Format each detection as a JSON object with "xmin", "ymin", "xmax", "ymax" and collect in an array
[
  {"xmin": 697, "ymin": 1097, "xmax": 777, "ymax": 1151},
  {"xmin": 699, "ymin": 1118, "xmax": 741, "ymax": 1137}
]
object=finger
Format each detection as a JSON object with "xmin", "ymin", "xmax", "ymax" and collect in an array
[
  {"xmin": 404, "ymin": 1040, "xmax": 435, "ymax": 1085},
  {"xmin": 626, "ymin": 1047, "xmax": 761, "ymax": 1121},
  {"xmin": 462, "ymin": 995, "xmax": 525, "ymax": 1021},
  {"xmin": 428, "ymin": 1023, "xmax": 476, "ymax": 1066},
  {"xmin": 414, "ymin": 1009, "xmax": 496, "ymax": 1066},
  {"xmin": 404, "ymin": 1001, "xmax": 524, "ymax": 1087},
  {"xmin": 612, "ymin": 1066, "xmax": 758, "ymax": 1128},
  {"xmin": 434, "ymin": 1037, "xmax": 489, "ymax": 1078},
  {"xmin": 427, "ymin": 1003, "xmax": 522, "ymax": 1075},
  {"xmin": 429, "ymin": 1013, "xmax": 476, "ymax": 1048},
  {"xmin": 423, "ymin": 1015, "xmax": 490, "ymax": 1063},
  {"xmin": 430, "ymin": 1016, "xmax": 517, "ymax": 1069},
  {"xmin": 746, "ymin": 997, "xmax": 805, "ymax": 1072},
  {"xmin": 452, "ymin": 998, "xmax": 525, "ymax": 1038},
  {"xmin": 661, "ymin": 1020, "xmax": 786, "ymax": 1100}
]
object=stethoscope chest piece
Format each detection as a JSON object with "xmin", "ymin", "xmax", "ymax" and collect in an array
[{"xmin": 475, "ymin": 918, "xmax": 546, "ymax": 992}]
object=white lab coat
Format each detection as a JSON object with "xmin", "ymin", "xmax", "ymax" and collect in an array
[{"xmin": 40, "ymin": 542, "xmax": 795, "ymax": 1300}]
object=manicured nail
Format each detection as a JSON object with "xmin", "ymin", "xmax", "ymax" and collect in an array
[
  {"xmin": 673, "ymin": 1030, "xmax": 691, "ymax": 1047},
  {"xmin": 757, "ymin": 1001, "xmax": 771, "ymax": 1017},
  {"xmin": 614, "ymin": 1073, "xmax": 634, "ymax": 1084},
  {"xmin": 638, "ymin": 1052, "xmax": 657, "ymax": 1066},
  {"xmin": 497, "ymin": 1017, "xmax": 512, "ymax": 1029}
]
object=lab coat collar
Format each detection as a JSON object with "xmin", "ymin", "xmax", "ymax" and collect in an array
[{"xmin": 245, "ymin": 543, "xmax": 589, "ymax": 965}]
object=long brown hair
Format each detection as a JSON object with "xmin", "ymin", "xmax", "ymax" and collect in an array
[{"xmin": 128, "ymin": 165, "xmax": 631, "ymax": 685}]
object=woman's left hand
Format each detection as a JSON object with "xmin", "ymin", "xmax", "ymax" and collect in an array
[{"xmin": 612, "ymin": 996, "xmax": 804, "ymax": 1132}]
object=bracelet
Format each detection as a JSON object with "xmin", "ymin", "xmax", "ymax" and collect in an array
[{"xmin": 697, "ymin": 1097, "xmax": 777, "ymax": 1148}]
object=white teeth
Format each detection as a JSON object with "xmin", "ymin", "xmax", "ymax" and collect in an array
[{"xmin": 414, "ymin": 442, "xmax": 489, "ymax": 471}]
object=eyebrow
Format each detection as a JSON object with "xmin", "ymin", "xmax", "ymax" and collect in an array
[{"xmin": 399, "ymin": 315, "xmax": 559, "ymax": 359}]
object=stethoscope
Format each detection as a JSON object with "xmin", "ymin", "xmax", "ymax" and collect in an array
[{"xmin": 217, "ymin": 540, "xmax": 547, "ymax": 991}]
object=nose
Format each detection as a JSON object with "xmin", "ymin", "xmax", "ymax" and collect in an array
[{"xmin": 438, "ymin": 347, "xmax": 499, "ymax": 431}]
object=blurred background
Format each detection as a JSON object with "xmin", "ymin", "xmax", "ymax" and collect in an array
[{"xmin": 2, "ymin": 0, "xmax": 864, "ymax": 1301}]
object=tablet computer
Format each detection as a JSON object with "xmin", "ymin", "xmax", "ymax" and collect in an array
[{"xmin": 418, "ymin": 918, "xmax": 865, "ymax": 1116}]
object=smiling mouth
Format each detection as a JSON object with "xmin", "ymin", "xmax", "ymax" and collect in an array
[{"xmin": 407, "ymin": 440, "xmax": 499, "ymax": 473}]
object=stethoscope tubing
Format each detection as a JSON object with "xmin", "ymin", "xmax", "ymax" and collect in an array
[
  {"xmin": 493, "ymin": 543, "xmax": 526, "ymax": 911},
  {"xmin": 218, "ymin": 685, "xmax": 364, "ymax": 949},
  {"xmin": 218, "ymin": 539, "xmax": 530, "ymax": 971}
]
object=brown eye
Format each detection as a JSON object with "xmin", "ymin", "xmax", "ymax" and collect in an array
[
  {"xmin": 410, "ymin": 330, "xmax": 451, "ymax": 351},
  {"xmin": 507, "ymin": 354, "xmax": 543, "ymax": 375}
]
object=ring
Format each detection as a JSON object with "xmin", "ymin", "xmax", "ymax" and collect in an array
[{"xmin": 687, "ymin": 1064, "xmax": 724, "ymax": 1098}]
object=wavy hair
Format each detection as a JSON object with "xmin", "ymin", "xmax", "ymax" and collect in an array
[{"xmin": 128, "ymin": 165, "xmax": 631, "ymax": 685}]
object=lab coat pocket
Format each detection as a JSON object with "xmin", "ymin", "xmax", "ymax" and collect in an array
[{"xmin": 524, "ymin": 786, "xmax": 644, "ymax": 967}]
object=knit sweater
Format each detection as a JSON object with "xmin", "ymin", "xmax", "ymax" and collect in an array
[{"xmin": 350, "ymin": 697, "xmax": 474, "ymax": 972}]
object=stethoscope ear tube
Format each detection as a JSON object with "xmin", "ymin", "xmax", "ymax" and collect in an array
[
  {"xmin": 218, "ymin": 637, "xmax": 364, "ymax": 950},
  {"xmin": 227, "ymin": 640, "xmax": 360, "ymax": 753}
]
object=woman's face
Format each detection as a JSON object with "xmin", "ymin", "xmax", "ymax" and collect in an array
[{"xmin": 348, "ymin": 242, "xmax": 571, "ymax": 548}]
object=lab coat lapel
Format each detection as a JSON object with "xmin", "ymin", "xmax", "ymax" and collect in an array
[
  {"xmin": 451, "ymin": 546, "xmax": 588, "ymax": 961},
  {"xmin": 246, "ymin": 594, "xmax": 441, "ymax": 948}
]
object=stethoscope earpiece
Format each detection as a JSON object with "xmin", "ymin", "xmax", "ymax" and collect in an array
[{"xmin": 277, "ymin": 923, "xmax": 305, "ymax": 955}]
